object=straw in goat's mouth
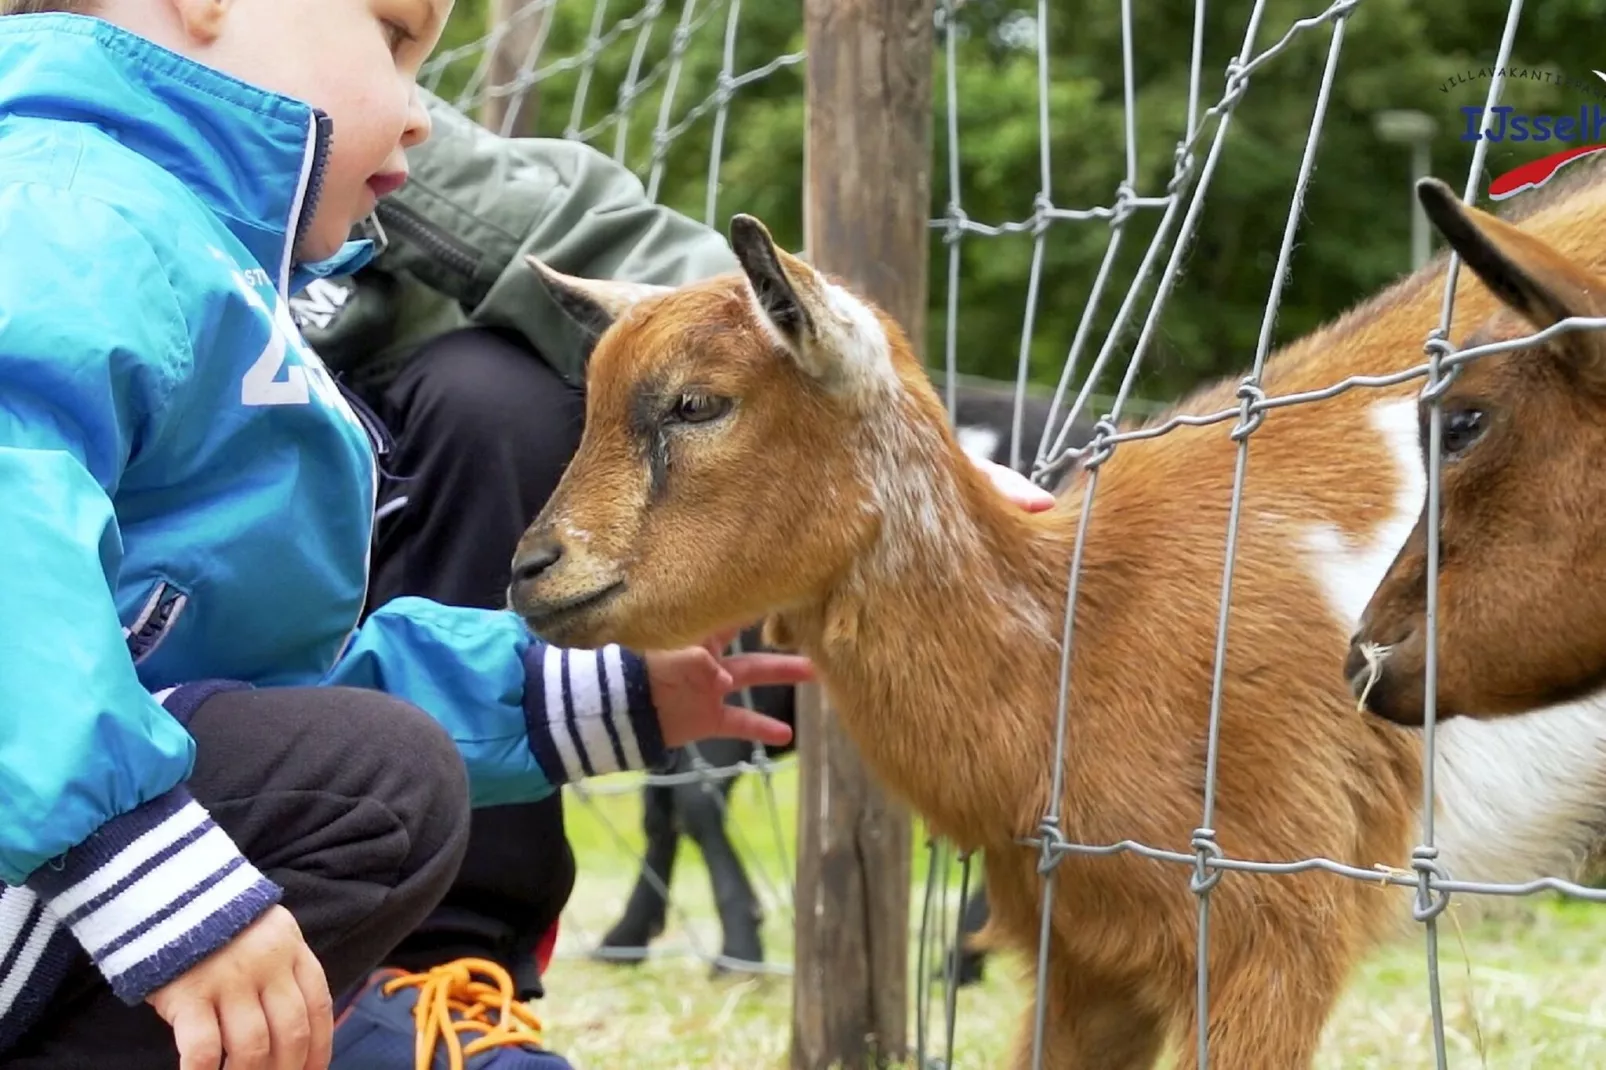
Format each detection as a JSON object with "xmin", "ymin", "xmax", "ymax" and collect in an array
[{"xmin": 1353, "ymin": 641, "xmax": 1392, "ymax": 713}]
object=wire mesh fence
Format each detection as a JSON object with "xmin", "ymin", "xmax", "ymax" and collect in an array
[
  {"xmin": 421, "ymin": 0, "xmax": 1606, "ymax": 1066},
  {"xmin": 919, "ymin": 0, "xmax": 1606, "ymax": 1067},
  {"xmin": 421, "ymin": 0, "xmax": 805, "ymax": 229}
]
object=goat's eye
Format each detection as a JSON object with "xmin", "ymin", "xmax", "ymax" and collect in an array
[
  {"xmin": 671, "ymin": 393, "xmax": 730, "ymax": 424},
  {"xmin": 1440, "ymin": 407, "xmax": 1486, "ymax": 458}
]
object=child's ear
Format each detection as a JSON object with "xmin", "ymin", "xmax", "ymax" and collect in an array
[{"xmin": 170, "ymin": 0, "xmax": 229, "ymax": 44}]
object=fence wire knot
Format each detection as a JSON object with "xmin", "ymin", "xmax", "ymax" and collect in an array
[
  {"xmin": 1030, "ymin": 191, "xmax": 1055, "ymax": 237},
  {"xmin": 1409, "ymin": 844, "xmax": 1452, "ymax": 922},
  {"xmin": 1034, "ymin": 819, "xmax": 1070, "ymax": 875},
  {"xmin": 1110, "ymin": 182, "xmax": 1139, "ymax": 227},
  {"xmin": 1167, "ymin": 146, "xmax": 1198, "ymax": 194},
  {"xmin": 1081, "ymin": 417, "xmax": 1122, "ymax": 470},
  {"xmin": 1221, "ymin": 59, "xmax": 1251, "ymax": 107},
  {"xmin": 1229, "ymin": 380, "xmax": 1267, "ymax": 441},
  {"xmin": 1419, "ymin": 331, "xmax": 1463, "ymax": 402},
  {"xmin": 941, "ymin": 204, "xmax": 970, "ymax": 245},
  {"xmin": 1190, "ymin": 828, "xmax": 1225, "ymax": 894}
]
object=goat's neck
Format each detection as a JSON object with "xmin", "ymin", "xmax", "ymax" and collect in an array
[{"xmin": 779, "ymin": 405, "xmax": 1080, "ymax": 848}]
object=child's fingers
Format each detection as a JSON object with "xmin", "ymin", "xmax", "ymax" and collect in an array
[
  {"xmin": 974, "ymin": 457, "xmax": 1056, "ymax": 511},
  {"xmin": 291, "ymin": 942, "xmax": 333, "ymax": 1070},
  {"xmin": 170, "ymin": 1000, "xmax": 224, "ymax": 1070},
  {"xmin": 720, "ymin": 651, "xmax": 817, "ymax": 691},
  {"xmin": 719, "ymin": 704, "xmax": 795, "ymax": 747},
  {"xmin": 259, "ymin": 974, "xmax": 311, "ymax": 1070},
  {"xmin": 217, "ymin": 988, "xmax": 273, "ymax": 1070}
]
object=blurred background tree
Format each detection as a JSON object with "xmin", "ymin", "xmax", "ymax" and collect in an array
[{"xmin": 422, "ymin": 0, "xmax": 1606, "ymax": 407}]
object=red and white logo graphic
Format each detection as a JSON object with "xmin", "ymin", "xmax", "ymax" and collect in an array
[{"xmin": 1487, "ymin": 69, "xmax": 1606, "ymax": 201}]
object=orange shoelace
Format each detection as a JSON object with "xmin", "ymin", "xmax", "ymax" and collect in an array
[{"xmin": 379, "ymin": 957, "xmax": 547, "ymax": 1070}]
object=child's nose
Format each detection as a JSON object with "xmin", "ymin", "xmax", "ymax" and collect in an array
[{"xmin": 401, "ymin": 88, "xmax": 432, "ymax": 149}]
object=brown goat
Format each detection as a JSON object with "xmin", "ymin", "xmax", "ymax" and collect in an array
[
  {"xmin": 507, "ymin": 171, "xmax": 1606, "ymax": 1067},
  {"xmin": 1348, "ymin": 176, "xmax": 1606, "ymax": 727}
]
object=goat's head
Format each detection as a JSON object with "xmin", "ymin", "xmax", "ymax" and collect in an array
[
  {"xmin": 507, "ymin": 215, "xmax": 953, "ymax": 651},
  {"xmin": 1347, "ymin": 176, "xmax": 1606, "ymax": 725}
]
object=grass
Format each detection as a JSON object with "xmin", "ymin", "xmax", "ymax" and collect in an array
[{"xmin": 529, "ymin": 761, "xmax": 1606, "ymax": 1069}]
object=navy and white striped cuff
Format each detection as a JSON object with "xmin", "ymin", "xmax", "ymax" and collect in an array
[
  {"xmin": 521, "ymin": 641, "xmax": 666, "ymax": 785},
  {"xmin": 0, "ymin": 884, "xmax": 76, "ymax": 1053},
  {"xmin": 23, "ymin": 785, "xmax": 282, "ymax": 1006}
]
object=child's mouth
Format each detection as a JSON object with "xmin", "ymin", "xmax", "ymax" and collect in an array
[{"xmin": 367, "ymin": 172, "xmax": 408, "ymax": 200}]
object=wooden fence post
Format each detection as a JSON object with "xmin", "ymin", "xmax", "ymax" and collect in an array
[
  {"xmin": 482, "ymin": 0, "xmax": 548, "ymax": 137},
  {"xmin": 792, "ymin": 2, "xmax": 935, "ymax": 1068}
]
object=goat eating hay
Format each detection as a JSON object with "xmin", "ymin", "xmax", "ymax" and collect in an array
[{"xmin": 507, "ymin": 175, "xmax": 1606, "ymax": 1068}]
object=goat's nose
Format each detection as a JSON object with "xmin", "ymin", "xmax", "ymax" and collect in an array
[{"xmin": 512, "ymin": 539, "xmax": 563, "ymax": 584}]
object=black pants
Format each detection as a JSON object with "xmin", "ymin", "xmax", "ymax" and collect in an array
[
  {"xmin": 7, "ymin": 685, "xmax": 474, "ymax": 1070},
  {"xmin": 361, "ymin": 326, "xmax": 587, "ymax": 993}
]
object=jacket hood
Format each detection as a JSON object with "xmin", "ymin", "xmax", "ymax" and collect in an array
[{"xmin": 0, "ymin": 13, "xmax": 374, "ymax": 294}]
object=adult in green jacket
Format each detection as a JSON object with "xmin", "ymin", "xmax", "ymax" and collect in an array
[
  {"xmin": 288, "ymin": 87, "xmax": 743, "ymax": 1029},
  {"xmin": 296, "ymin": 85, "xmax": 738, "ymax": 397}
]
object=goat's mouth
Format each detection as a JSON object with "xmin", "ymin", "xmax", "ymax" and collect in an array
[
  {"xmin": 517, "ymin": 581, "xmax": 626, "ymax": 641},
  {"xmin": 1344, "ymin": 635, "xmax": 1431, "ymax": 726},
  {"xmin": 1345, "ymin": 640, "xmax": 1392, "ymax": 708}
]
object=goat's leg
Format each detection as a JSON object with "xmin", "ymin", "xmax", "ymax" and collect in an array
[
  {"xmin": 1005, "ymin": 961, "xmax": 1167, "ymax": 1070},
  {"xmin": 1170, "ymin": 950, "xmax": 1341, "ymax": 1070},
  {"xmin": 594, "ymin": 781, "xmax": 679, "ymax": 963},
  {"xmin": 675, "ymin": 772, "xmax": 765, "ymax": 973}
]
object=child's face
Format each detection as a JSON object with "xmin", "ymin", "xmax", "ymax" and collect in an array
[{"xmin": 174, "ymin": 0, "xmax": 456, "ymax": 261}]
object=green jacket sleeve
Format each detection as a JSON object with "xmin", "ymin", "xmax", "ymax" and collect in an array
[{"xmin": 295, "ymin": 88, "xmax": 737, "ymax": 390}]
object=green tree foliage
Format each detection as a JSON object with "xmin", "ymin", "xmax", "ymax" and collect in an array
[{"xmin": 426, "ymin": 0, "xmax": 1606, "ymax": 406}]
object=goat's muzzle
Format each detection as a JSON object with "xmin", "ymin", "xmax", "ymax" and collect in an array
[
  {"xmin": 507, "ymin": 530, "xmax": 627, "ymax": 645},
  {"xmin": 1344, "ymin": 630, "xmax": 1426, "ymax": 727}
]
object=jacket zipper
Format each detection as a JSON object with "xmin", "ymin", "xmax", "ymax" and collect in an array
[
  {"xmin": 334, "ymin": 379, "xmax": 394, "ymax": 461},
  {"xmin": 374, "ymin": 198, "xmax": 481, "ymax": 285},
  {"xmin": 291, "ymin": 111, "xmax": 335, "ymax": 256},
  {"xmin": 124, "ymin": 581, "xmax": 189, "ymax": 665}
]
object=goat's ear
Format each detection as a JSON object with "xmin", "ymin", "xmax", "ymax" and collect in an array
[
  {"xmin": 728, "ymin": 214, "xmax": 884, "ymax": 385},
  {"xmin": 1418, "ymin": 177, "xmax": 1603, "ymax": 334},
  {"xmin": 524, "ymin": 256, "xmax": 672, "ymax": 352}
]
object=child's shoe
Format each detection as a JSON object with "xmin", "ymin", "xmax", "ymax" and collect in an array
[{"xmin": 331, "ymin": 957, "xmax": 573, "ymax": 1069}]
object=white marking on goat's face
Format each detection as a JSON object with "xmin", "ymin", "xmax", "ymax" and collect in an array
[{"xmin": 560, "ymin": 519, "xmax": 593, "ymax": 546}]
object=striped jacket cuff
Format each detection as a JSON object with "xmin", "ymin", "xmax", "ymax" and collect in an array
[
  {"xmin": 521, "ymin": 641, "xmax": 668, "ymax": 785},
  {"xmin": 22, "ymin": 785, "xmax": 282, "ymax": 1006}
]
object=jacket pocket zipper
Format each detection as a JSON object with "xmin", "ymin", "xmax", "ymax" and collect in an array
[
  {"xmin": 374, "ymin": 199, "xmax": 482, "ymax": 285},
  {"xmin": 124, "ymin": 581, "xmax": 189, "ymax": 665}
]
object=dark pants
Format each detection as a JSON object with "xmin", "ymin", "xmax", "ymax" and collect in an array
[
  {"xmin": 7, "ymin": 686, "xmax": 474, "ymax": 1070},
  {"xmin": 360, "ymin": 326, "xmax": 587, "ymax": 994}
]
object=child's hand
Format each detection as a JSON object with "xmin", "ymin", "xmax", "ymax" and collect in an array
[
  {"xmin": 970, "ymin": 454, "xmax": 1057, "ymax": 512},
  {"xmin": 146, "ymin": 903, "xmax": 331, "ymax": 1070},
  {"xmin": 646, "ymin": 626, "xmax": 815, "ymax": 749}
]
